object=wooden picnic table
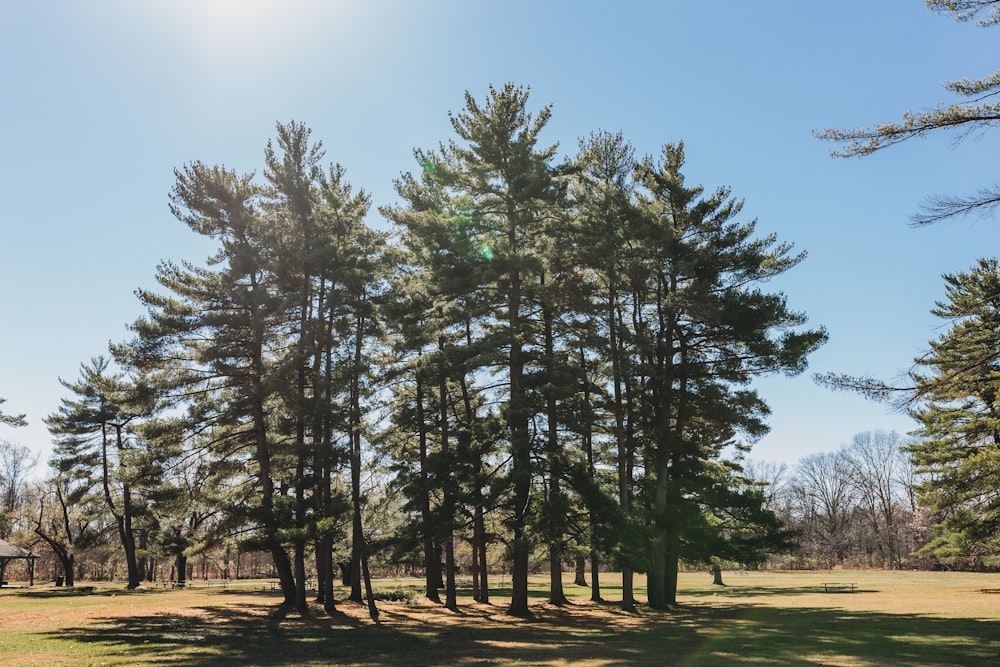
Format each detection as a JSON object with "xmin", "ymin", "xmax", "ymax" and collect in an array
[{"xmin": 822, "ymin": 582, "xmax": 857, "ymax": 592}]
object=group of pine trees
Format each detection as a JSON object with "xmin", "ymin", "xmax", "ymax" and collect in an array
[
  {"xmin": 37, "ymin": 84, "xmax": 827, "ymax": 616},
  {"xmin": 7, "ymin": 3, "xmax": 1000, "ymax": 618}
]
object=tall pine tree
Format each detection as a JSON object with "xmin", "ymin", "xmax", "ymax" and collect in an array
[{"xmin": 909, "ymin": 257, "xmax": 1000, "ymax": 565}]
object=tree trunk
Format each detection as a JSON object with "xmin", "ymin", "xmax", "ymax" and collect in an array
[
  {"xmin": 249, "ymin": 303, "xmax": 296, "ymax": 607},
  {"xmin": 471, "ymin": 540, "xmax": 480, "ymax": 602},
  {"xmin": 665, "ymin": 545, "xmax": 680, "ymax": 606},
  {"xmin": 507, "ymin": 267, "xmax": 532, "ymax": 617},
  {"xmin": 35, "ymin": 528, "xmax": 75, "ymax": 587},
  {"xmin": 349, "ymin": 468, "xmax": 364, "ymax": 603},
  {"xmin": 574, "ymin": 555, "xmax": 587, "ymax": 587},
  {"xmin": 316, "ymin": 288, "xmax": 337, "ymax": 613},
  {"xmin": 439, "ymin": 337, "xmax": 458, "ymax": 612},
  {"xmin": 711, "ymin": 564, "xmax": 725, "ymax": 586},
  {"xmin": 349, "ymin": 313, "xmax": 367, "ymax": 604},
  {"xmin": 579, "ymin": 342, "xmax": 601, "ymax": 602},
  {"xmin": 648, "ymin": 452, "xmax": 669, "ymax": 610},
  {"xmin": 590, "ymin": 550, "xmax": 601, "ymax": 602},
  {"xmin": 474, "ymin": 502, "xmax": 489, "ymax": 603},
  {"xmin": 459, "ymin": 358, "xmax": 489, "ymax": 605},
  {"xmin": 64, "ymin": 555, "xmax": 75, "ymax": 587},
  {"xmin": 176, "ymin": 553, "xmax": 188, "ymax": 587},
  {"xmin": 610, "ymin": 291, "xmax": 635, "ymax": 613},
  {"xmin": 543, "ymin": 298, "xmax": 567, "ymax": 607},
  {"xmin": 361, "ymin": 545, "xmax": 379, "ymax": 623},
  {"xmin": 120, "ymin": 481, "xmax": 141, "ymax": 590},
  {"xmin": 294, "ymin": 540, "xmax": 307, "ymax": 611},
  {"xmin": 415, "ymin": 373, "xmax": 441, "ymax": 603},
  {"xmin": 102, "ymin": 422, "xmax": 140, "ymax": 590}
]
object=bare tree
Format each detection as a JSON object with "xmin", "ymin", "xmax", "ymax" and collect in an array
[
  {"xmin": 32, "ymin": 476, "xmax": 104, "ymax": 586},
  {"xmin": 791, "ymin": 451, "xmax": 856, "ymax": 567},
  {"xmin": 844, "ymin": 431, "xmax": 914, "ymax": 568},
  {"xmin": 0, "ymin": 441, "xmax": 38, "ymax": 539},
  {"xmin": 744, "ymin": 459, "xmax": 791, "ymax": 514}
]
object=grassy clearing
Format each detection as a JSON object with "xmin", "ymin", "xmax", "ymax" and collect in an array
[{"xmin": 1, "ymin": 570, "xmax": 999, "ymax": 665}]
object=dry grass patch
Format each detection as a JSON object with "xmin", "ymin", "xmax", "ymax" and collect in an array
[{"xmin": 1, "ymin": 571, "xmax": 999, "ymax": 665}]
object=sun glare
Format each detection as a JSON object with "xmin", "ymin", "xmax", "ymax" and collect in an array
[
  {"xmin": 154, "ymin": 0, "xmax": 353, "ymax": 65},
  {"xmin": 188, "ymin": 0, "xmax": 288, "ymax": 49}
]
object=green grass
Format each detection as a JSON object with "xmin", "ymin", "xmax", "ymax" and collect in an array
[{"xmin": 1, "ymin": 571, "xmax": 999, "ymax": 665}]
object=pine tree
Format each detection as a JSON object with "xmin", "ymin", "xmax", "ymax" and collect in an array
[
  {"xmin": 570, "ymin": 130, "xmax": 644, "ymax": 611},
  {"xmin": 123, "ymin": 157, "xmax": 299, "ymax": 604},
  {"xmin": 0, "ymin": 398, "xmax": 26, "ymax": 428},
  {"xmin": 383, "ymin": 137, "xmax": 500, "ymax": 609},
  {"xmin": 385, "ymin": 84, "xmax": 567, "ymax": 616},
  {"xmin": 909, "ymin": 257, "xmax": 1000, "ymax": 565},
  {"xmin": 45, "ymin": 357, "xmax": 149, "ymax": 589},
  {"xmin": 629, "ymin": 143, "xmax": 826, "ymax": 609},
  {"xmin": 121, "ymin": 123, "xmax": 383, "ymax": 611}
]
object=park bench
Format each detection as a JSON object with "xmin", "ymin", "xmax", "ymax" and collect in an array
[
  {"xmin": 822, "ymin": 582, "xmax": 857, "ymax": 593},
  {"xmin": 269, "ymin": 579, "xmax": 315, "ymax": 590}
]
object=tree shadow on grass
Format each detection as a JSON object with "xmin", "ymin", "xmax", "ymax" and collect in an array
[
  {"xmin": 13, "ymin": 586, "xmax": 99, "ymax": 598},
  {"xmin": 42, "ymin": 599, "xmax": 1000, "ymax": 666},
  {"xmin": 685, "ymin": 584, "xmax": 878, "ymax": 597},
  {"xmin": 682, "ymin": 603, "xmax": 1000, "ymax": 666}
]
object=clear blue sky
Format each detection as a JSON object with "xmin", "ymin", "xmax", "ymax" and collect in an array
[{"xmin": 2, "ymin": 0, "xmax": 999, "ymax": 474}]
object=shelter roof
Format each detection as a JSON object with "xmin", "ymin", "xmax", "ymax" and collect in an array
[{"xmin": 0, "ymin": 539, "xmax": 36, "ymax": 558}]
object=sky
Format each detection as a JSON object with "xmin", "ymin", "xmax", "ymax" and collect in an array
[{"xmin": 2, "ymin": 0, "xmax": 999, "ymax": 476}]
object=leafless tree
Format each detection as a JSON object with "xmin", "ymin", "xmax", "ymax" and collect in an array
[
  {"xmin": 0, "ymin": 441, "xmax": 38, "ymax": 539},
  {"xmin": 844, "ymin": 431, "xmax": 914, "ymax": 567},
  {"xmin": 791, "ymin": 451, "xmax": 856, "ymax": 567}
]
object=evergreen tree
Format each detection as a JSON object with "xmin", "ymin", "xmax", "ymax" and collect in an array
[
  {"xmin": 909, "ymin": 257, "xmax": 1000, "ymax": 565},
  {"xmin": 138, "ymin": 417, "xmax": 228, "ymax": 588},
  {"xmin": 45, "ymin": 357, "xmax": 149, "ymax": 589},
  {"xmin": 121, "ymin": 122, "xmax": 382, "ymax": 611},
  {"xmin": 678, "ymin": 459, "xmax": 796, "ymax": 583},
  {"xmin": 570, "ymin": 130, "xmax": 644, "ymax": 610},
  {"xmin": 262, "ymin": 120, "xmax": 383, "ymax": 612},
  {"xmin": 123, "ymin": 156, "xmax": 299, "ymax": 603},
  {"xmin": 0, "ymin": 398, "xmax": 26, "ymax": 428},
  {"xmin": 628, "ymin": 143, "xmax": 826, "ymax": 608},
  {"xmin": 383, "ymin": 145, "xmax": 501, "ymax": 608},
  {"xmin": 385, "ymin": 84, "xmax": 567, "ymax": 616}
]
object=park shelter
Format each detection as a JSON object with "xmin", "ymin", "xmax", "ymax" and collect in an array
[{"xmin": 0, "ymin": 538, "xmax": 38, "ymax": 586}]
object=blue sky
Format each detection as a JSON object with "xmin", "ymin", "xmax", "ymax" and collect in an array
[{"xmin": 2, "ymin": 0, "xmax": 999, "ymax": 474}]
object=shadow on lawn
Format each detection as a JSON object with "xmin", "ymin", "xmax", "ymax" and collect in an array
[
  {"xmin": 13, "ymin": 586, "xmax": 99, "ymax": 598},
  {"xmin": 686, "ymin": 584, "xmax": 878, "ymax": 597},
  {"xmin": 43, "ymin": 600, "xmax": 1000, "ymax": 666},
  {"xmin": 683, "ymin": 603, "xmax": 1000, "ymax": 667}
]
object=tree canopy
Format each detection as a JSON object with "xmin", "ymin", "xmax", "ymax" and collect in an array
[{"xmin": 0, "ymin": 398, "xmax": 26, "ymax": 428}]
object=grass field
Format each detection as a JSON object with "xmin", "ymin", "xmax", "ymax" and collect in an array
[{"xmin": 1, "ymin": 570, "xmax": 999, "ymax": 666}]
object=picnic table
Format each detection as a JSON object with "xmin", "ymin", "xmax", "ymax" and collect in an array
[{"xmin": 822, "ymin": 582, "xmax": 857, "ymax": 592}]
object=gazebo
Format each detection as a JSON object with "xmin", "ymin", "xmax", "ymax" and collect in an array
[{"xmin": 0, "ymin": 538, "xmax": 38, "ymax": 586}]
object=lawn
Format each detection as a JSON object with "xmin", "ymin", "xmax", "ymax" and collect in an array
[{"xmin": 1, "ymin": 570, "xmax": 998, "ymax": 666}]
